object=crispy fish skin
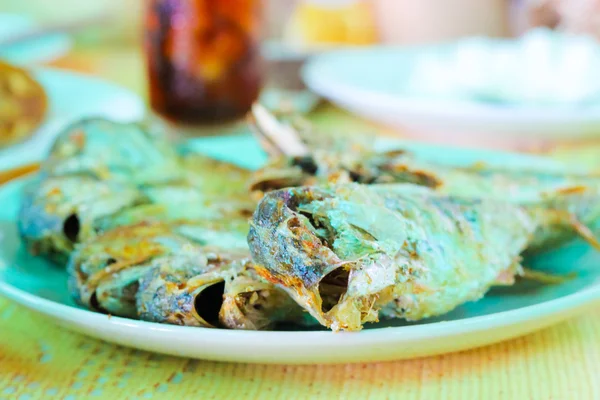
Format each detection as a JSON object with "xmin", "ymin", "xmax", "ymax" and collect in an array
[
  {"xmin": 67, "ymin": 223, "xmax": 201, "ymax": 318},
  {"xmin": 43, "ymin": 118, "xmax": 183, "ymax": 185},
  {"xmin": 18, "ymin": 176, "xmax": 147, "ymax": 262},
  {"xmin": 19, "ymin": 117, "xmax": 259, "ymax": 262},
  {"xmin": 248, "ymin": 183, "xmax": 537, "ymax": 331},
  {"xmin": 136, "ymin": 249, "xmax": 245, "ymax": 327},
  {"xmin": 251, "ymin": 149, "xmax": 600, "ymax": 252},
  {"xmin": 137, "ymin": 248, "xmax": 312, "ymax": 330},
  {"xmin": 17, "ymin": 117, "xmax": 184, "ymax": 260},
  {"xmin": 67, "ymin": 220, "xmax": 249, "ymax": 317}
]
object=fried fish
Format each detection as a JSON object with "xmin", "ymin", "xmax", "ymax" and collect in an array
[{"xmin": 248, "ymin": 183, "xmax": 537, "ymax": 331}]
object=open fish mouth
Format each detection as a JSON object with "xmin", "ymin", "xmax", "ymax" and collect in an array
[{"xmin": 249, "ymin": 183, "xmax": 537, "ymax": 331}]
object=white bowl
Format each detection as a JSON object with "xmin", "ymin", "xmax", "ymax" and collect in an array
[{"xmin": 302, "ymin": 42, "xmax": 600, "ymax": 150}]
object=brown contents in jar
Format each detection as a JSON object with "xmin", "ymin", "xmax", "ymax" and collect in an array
[{"xmin": 146, "ymin": 0, "xmax": 263, "ymax": 124}]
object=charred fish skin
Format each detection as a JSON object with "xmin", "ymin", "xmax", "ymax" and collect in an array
[
  {"xmin": 18, "ymin": 176, "xmax": 147, "ymax": 262},
  {"xmin": 43, "ymin": 118, "xmax": 183, "ymax": 185},
  {"xmin": 249, "ymin": 183, "xmax": 537, "ymax": 331}
]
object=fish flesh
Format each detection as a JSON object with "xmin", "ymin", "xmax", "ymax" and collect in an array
[{"xmin": 248, "ymin": 183, "xmax": 537, "ymax": 331}]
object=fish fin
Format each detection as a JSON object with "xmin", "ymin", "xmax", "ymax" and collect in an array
[
  {"xmin": 248, "ymin": 103, "xmax": 310, "ymax": 158},
  {"xmin": 520, "ymin": 268, "xmax": 577, "ymax": 284},
  {"xmin": 569, "ymin": 215, "xmax": 600, "ymax": 252}
]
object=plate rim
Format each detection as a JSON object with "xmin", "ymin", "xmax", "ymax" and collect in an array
[
  {"xmin": 302, "ymin": 46, "xmax": 600, "ymax": 137},
  {"xmin": 2, "ymin": 132, "xmax": 599, "ymax": 362},
  {"xmin": 0, "ymin": 13, "xmax": 73, "ymax": 64},
  {"xmin": 1, "ymin": 273, "xmax": 599, "ymax": 340}
]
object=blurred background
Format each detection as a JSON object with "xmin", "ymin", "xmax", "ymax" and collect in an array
[
  {"xmin": 3, "ymin": 0, "xmax": 599, "ymax": 92},
  {"xmin": 1, "ymin": 0, "xmax": 600, "ymax": 158}
]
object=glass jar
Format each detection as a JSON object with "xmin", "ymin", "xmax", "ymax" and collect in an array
[{"xmin": 145, "ymin": 0, "xmax": 263, "ymax": 125}]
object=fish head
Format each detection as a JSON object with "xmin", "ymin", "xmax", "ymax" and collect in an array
[
  {"xmin": 137, "ymin": 247, "xmax": 252, "ymax": 328},
  {"xmin": 67, "ymin": 223, "xmax": 204, "ymax": 317},
  {"xmin": 18, "ymin": 176, "xmax": 145, "ymax": 261},
  {"xmin": 249, "ymin": 185, "xmax": 399, "ymax": 331}
]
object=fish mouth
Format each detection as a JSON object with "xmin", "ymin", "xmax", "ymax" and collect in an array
[
  {"xmin": 138, "ymin": 257, "xmax": 309, "ymax": 330},
  {"xmin": 318, "ymin": 267, "xmax": 350, "ymax": 314},
  {"xmin": 191, "ymin": 279, "xmax": 227, "ymax": 327},
  {"xmin": 249, "ymin": 186, "xmax": 387, "ymax": 331},
  {"xmin": 191, "ymin": 272, "xmax": 308, "ymax": 330}
]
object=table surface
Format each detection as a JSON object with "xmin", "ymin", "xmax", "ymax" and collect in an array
[{"xmin": 2, "ymin": 38, "xmax": 600, "ymax": 400}]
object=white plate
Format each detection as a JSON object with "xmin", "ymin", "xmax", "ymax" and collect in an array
[
  {"xmin": 0, "ymin": 14, "xmax": 73, "ymax": 64},
  {"xmin": 0, "ymin": 68, "xmax": 145, "ymax": 171},
  {"xmin": 302, "ymin": 46, "xmax": 600, "ymax": 148},
  {"xmin": 1, "ymin": 138, "xmax": 599, "ymax": 364}
]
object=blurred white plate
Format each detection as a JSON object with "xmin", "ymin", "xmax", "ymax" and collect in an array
[
  {"xmin": 302, "ymin": 46, "xmax": 600, "ymax": 149},
  {"xmin": 0, "ymin": 68, "xmax": 145, "ymax": 171},
  {"xmin": 0, "ymin": 14, "xmax": 73, "ymax": 64}
]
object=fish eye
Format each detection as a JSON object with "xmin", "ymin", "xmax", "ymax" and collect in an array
[
  {"xmin": 291, "ymin": 156, "xmax": 318, "ymax": 175},
  {"xmin": 63, "ymin": 214, "xmax": 80, "ymax": 242}
]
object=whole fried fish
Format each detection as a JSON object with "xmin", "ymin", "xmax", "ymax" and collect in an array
[{"xmin": 248, "ymin": 183, "xmax": 537, "ymax": 331}]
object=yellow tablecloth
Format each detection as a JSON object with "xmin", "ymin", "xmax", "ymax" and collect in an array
[{"xmin": 2, "ymin": 41, "xmax": 600, "ymax": 400}]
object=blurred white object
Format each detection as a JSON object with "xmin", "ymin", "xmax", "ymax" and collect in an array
[
  {"xmin": 302, "ymin": 43, "xmax": 600, "ymax": 149},
  {"xmin": 409, "ymin": 28, "xmax": 600, "ymax": 105},
  {"xmin": 373, "ymin": 0, "xmax": 509, "ymax": 44},
  {"xmin": 0, "ymin": 14, "xmax": 72, "ymax": 64}
]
